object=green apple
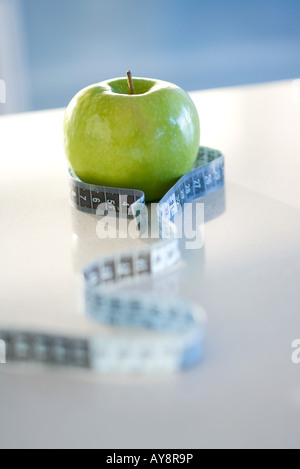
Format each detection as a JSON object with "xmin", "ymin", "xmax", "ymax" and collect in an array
[{"xmin": 63, "ymin": 73, "xmax": 200, "ymax": 201}]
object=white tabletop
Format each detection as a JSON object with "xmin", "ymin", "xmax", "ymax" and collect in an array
[{"xmin": 0, "ymin": 80, "xmax": 300, "ymax": 449}]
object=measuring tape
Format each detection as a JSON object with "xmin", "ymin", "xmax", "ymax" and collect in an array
[{"xmin": 0, "ymin": 147, "xmax": 224, "ymax": 374}]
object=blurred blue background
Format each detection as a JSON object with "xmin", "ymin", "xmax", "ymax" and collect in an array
[{"xmin": 0, "ymin": 0, "xmax": 300, "ymax": 113}]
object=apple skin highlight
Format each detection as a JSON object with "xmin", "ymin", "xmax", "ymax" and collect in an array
[{"xmin": 64, "ymin": 77, "xmax": 200, "ymax": 202}]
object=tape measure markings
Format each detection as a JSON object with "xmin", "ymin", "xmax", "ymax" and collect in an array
[{"xmin": 0, "ymin": 146, "xmax": 224, "ymax": 374}]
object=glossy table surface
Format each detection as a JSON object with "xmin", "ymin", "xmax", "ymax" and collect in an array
[{"xmin": 0, "ymin": 80, "xmax": 300, "ymax": 449}]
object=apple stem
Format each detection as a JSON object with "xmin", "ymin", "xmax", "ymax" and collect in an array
[{"xmin": 127, "ymin": 70, "xmax": 135, "ymax": 94}]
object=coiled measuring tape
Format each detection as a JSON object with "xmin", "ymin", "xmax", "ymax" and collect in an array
[{"xmin": 0, "ymin": 147, "xmax": 224, "ymax": 374}]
